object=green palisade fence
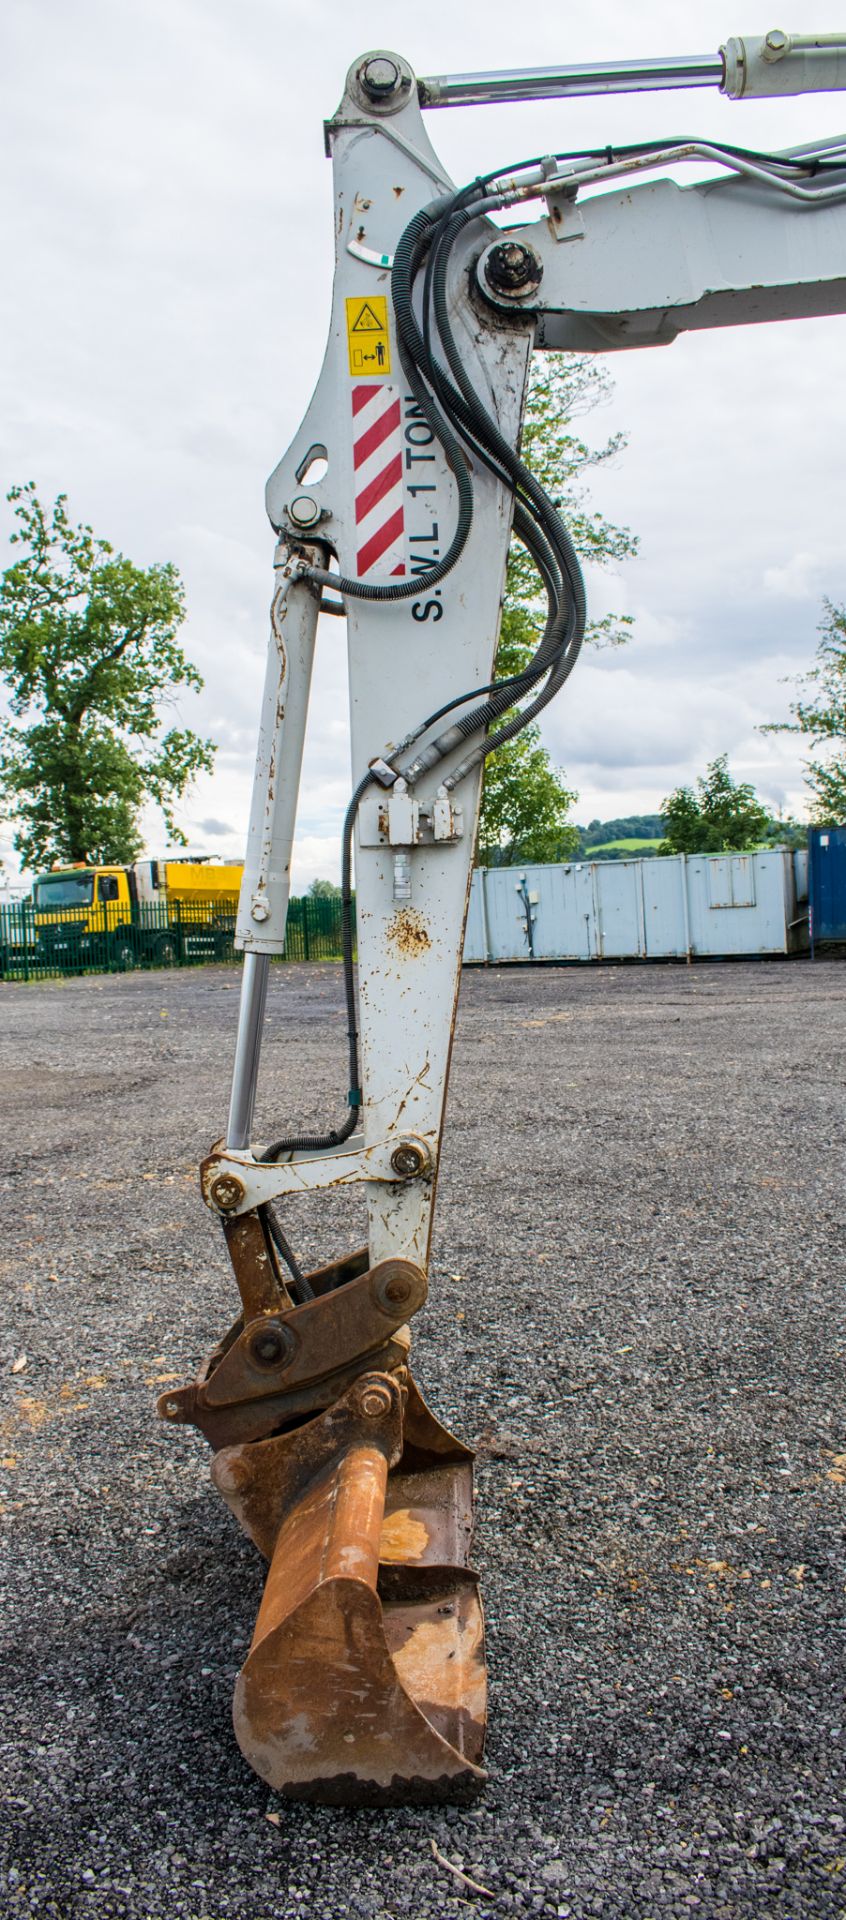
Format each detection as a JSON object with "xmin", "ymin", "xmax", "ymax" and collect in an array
[{"xmin": 0, "ymin": 894, "xmax": 351, "ymax": 982}]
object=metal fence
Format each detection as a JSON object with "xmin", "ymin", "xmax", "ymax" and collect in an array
[{"xmin": 0, "ymin": 893, "xmax": 349, "ymax": 982}]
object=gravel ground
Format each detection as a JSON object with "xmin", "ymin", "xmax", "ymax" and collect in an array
[{"xmin": 1, "ymin": 955, "xmax": 844, "ymax": 1920}]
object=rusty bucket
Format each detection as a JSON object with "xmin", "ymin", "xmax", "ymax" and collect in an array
[{"xmin": 212, "ymin": 1370, "xmax": 487, "ymax": 1805}]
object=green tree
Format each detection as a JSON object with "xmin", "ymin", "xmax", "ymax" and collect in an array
[
  {"xmin": 308, "ymin": 877, "xmax": 341, "ymax": 899},
  {"xmin": 478, "ymin": 355, "xmax": 638, "ymax": 866},
  {"xmin": 760, "ymin": 811, "xmax": 807, "ymax": 852},
  {"xmin": 477, "ymin": 726, "xmax": 578, "ymax": 865},
  {"xmin": 762, "ymin": 598, "xmax": 846, "ymax": 822},
  {"xmin": 0, "ymin": 484, "xmax": 215, "ymax": 869},
  {"xmin": 660, "ymin": 755, "xmax": 771, "ymax": 855}
]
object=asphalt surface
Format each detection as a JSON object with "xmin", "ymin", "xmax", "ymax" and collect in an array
[{"xmin": 1, "ymin": 956, "xmax": 844, "ymax": 1920}]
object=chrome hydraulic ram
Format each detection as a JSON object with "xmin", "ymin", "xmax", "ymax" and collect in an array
[
  {"xmin": 225, "ymin": 542, "xmax": 322, "ymax": 1152},
  {"xmin": 416, "ymin": 31, "xmax": 846, "ymax": 110}
]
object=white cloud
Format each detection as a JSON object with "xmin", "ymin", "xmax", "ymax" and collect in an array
[{"xmin": 763, "ymin": 553, "xmax": 822, "ymax": 601}]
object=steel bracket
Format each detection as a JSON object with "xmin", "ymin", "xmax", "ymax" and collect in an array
[{"xmin": 202, "ymin": 1132, "xmax": 435, "ymax": 1217}]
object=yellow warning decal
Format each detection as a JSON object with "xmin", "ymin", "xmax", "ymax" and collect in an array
[{"xmin": 346, "ymin": 294, "xmax": 391, "ymax": 377}]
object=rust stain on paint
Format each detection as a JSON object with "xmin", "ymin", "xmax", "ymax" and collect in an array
[{"xmin": 385, "ymin": 909, "xmax": 431, "ymax": 957}]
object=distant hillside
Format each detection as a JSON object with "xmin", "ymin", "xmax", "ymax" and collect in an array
[
  {"xmin": 574, "ymin": 814, "xmax": 664, "ymax": 861},
  {"xmin": 566, "ymin": 812, "xmax": 807, "ymax": 862}
]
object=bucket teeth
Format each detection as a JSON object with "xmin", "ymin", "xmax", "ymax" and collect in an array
[{"xmin": 212, "ymin": 1371, "xmax": 487, "ymax": 1806}]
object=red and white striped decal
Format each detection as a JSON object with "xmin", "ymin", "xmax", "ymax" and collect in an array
[{"xmin": 352, "ymin": 383, "xmax": 406, "ymax": 579}]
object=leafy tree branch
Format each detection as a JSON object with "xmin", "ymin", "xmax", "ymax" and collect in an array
[
  {"xmin": 0, "ymin": 483, "xmax": 214, "ymax": 868},
  {"xmin": 762, "ymin": 597, "xmax": 846, "ymax": 823},
  {"xmin": 478, "ymin": 356, "xmax": 638, "ymax": 865}
]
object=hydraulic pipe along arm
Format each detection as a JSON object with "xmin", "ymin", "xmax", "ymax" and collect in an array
[{"xmin": 156, "ymin": 32, "xmax": 846, "ymax": 1806}]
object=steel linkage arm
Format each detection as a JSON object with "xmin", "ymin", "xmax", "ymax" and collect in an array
[{"xmin": 472, "ymin": 140, "xmax": 846, "ymax": 354}]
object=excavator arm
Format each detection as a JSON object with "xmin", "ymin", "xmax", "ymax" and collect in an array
[{"xmin": 157, "ymin": 32, "xmax": 846, "ymax": 1804}]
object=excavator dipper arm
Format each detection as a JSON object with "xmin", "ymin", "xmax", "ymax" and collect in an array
[{"xmin": 157, "ymin": 32, "xmax": 846, "ymax": 1803}]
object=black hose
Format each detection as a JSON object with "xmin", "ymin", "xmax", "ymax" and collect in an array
[
  {"xmin": 417, "ymin": 200, "xmax": 586, "ymax": 750},
  {"xmin": 431, "ymin": 215, "xmax": 586, "ymax": 611},
  {"xmin": 297, "ymin": 210, "xmax": 476, "ymax": 604},
  {"xmin": 398, "ymin": 209, "xmax": 577, "ymax": 711},
  {"xmin": 260, "ymin": 1203, "xmax": 315, "ymax": 1300}
]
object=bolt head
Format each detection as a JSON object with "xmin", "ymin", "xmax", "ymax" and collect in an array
[
  {"xmin": 390, "ymin": 1143, "xmax": 424, "ymax": 1179},
  {"xmin": 248, "ymin": 1322, "xmax": 291, "ymax": 1369},
  {"xmin": 288, "ymin": 494, "xmax": 321, "ymax": 528},
  {"xmin": 358, "ymin": 1382, "xmax": 393, "ymax": 1420},
  {"xmin": 484, "ymin": 240, "xmax": 543, "ymax": 298},
  {"xmin": 216, "ymin": 1455, "xmax": 250, "ymax": 1492},
  {"xmin": 384, "ymin": 1277, "xmax": 411, "ymax": 1305},
  {"xmin": 209, "ymin": 1172, "xmax": 246, "ymax": 1212},
  {"xmin": 361, "ymin": 55, "xmax": 401, "ymax": 97},
  {"xmin": 765, "ymin": 27, "xmax": 789, "ymax": 51},
  {"xmin": 250, "ymin": 899, "xmax": 270, "ymax": 923}
]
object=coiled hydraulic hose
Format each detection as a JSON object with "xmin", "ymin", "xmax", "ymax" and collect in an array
[{"xmin": 296, "ymin": 206, "xmax": 475, "ymax": 604}]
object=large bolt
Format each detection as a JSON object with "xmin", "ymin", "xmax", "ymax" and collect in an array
[
  {"xmin": 209, "ymin": 1172, "xmax": 246, "ymax": 1212},
  {"xmin": 764, "ymin": 27, "xmax": 789, "ymax": 57},
  {"xmin": 384, "ymin": 1276, "xmax": 411, "ymax": 1306},
  {"xmin": 288, "ymin": 494, "xmax": 321, "ymax": 529},
  {"xmin": 390, "ymin": 1142, "xmax": 425, "ymax": 1179},
  {"xmin": 248, "ymin": 1322, "xmax": 291, "ymax": 1369},
  {"xmin": 484, "ymin": 240, "xmax": 543, "ymax": 299},
  {"xmin": 360, "ymin": 55, "xmax": 401, "ymax": 99},
  {"xmin": 215, "ymin": 1454, "xmax": 251, "ymax": 1493},
  {"xmin": 358, "ymin": 1382, "xmax": 393, "ymax": 1420}
]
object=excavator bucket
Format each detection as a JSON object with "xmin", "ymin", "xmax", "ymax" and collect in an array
[
  {"xmin": 211, "ymin": 1369, "xmax": 486, "ymax": 1804},
  {"xmin": 159, "ymin": 1248, "xmax": 487, "ymax": 1799}
]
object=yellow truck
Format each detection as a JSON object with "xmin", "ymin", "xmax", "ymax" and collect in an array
[{"xmin": 31, "ymin": 857, "xmax": 243, "ymax": 970}]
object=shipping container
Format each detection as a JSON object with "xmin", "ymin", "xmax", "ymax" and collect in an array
[{"xmin": 464, "ymin": 848, "xmax": 808, "ymax": 965}]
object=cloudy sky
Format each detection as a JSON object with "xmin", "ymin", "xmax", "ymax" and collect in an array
[{"xmin": 3, "ymin": 0, "xmax": 846, "ymax": 887}]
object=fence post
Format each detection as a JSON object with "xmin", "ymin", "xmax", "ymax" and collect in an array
[{"xmin": 303, "ymin": 896, "xmax": 311, "ymax": 962}]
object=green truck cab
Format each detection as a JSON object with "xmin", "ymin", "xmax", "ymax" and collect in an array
[{"xmin": 32, "ymin": 859, "xmax": 243, "ymax": 969}]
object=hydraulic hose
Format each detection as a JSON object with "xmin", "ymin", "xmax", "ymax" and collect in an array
[
  {"xmin": 260, "ymin": 1203, "xmax": 315, "ymax": 1300},
  {"xmin": 297, "ymin": 210, "xmax": 475, "ymax": 604}
]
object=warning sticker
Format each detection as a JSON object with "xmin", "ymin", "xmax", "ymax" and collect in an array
[{"xmin": 346, "ymin": 294, "xmax": 392, "ymax": 377}]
